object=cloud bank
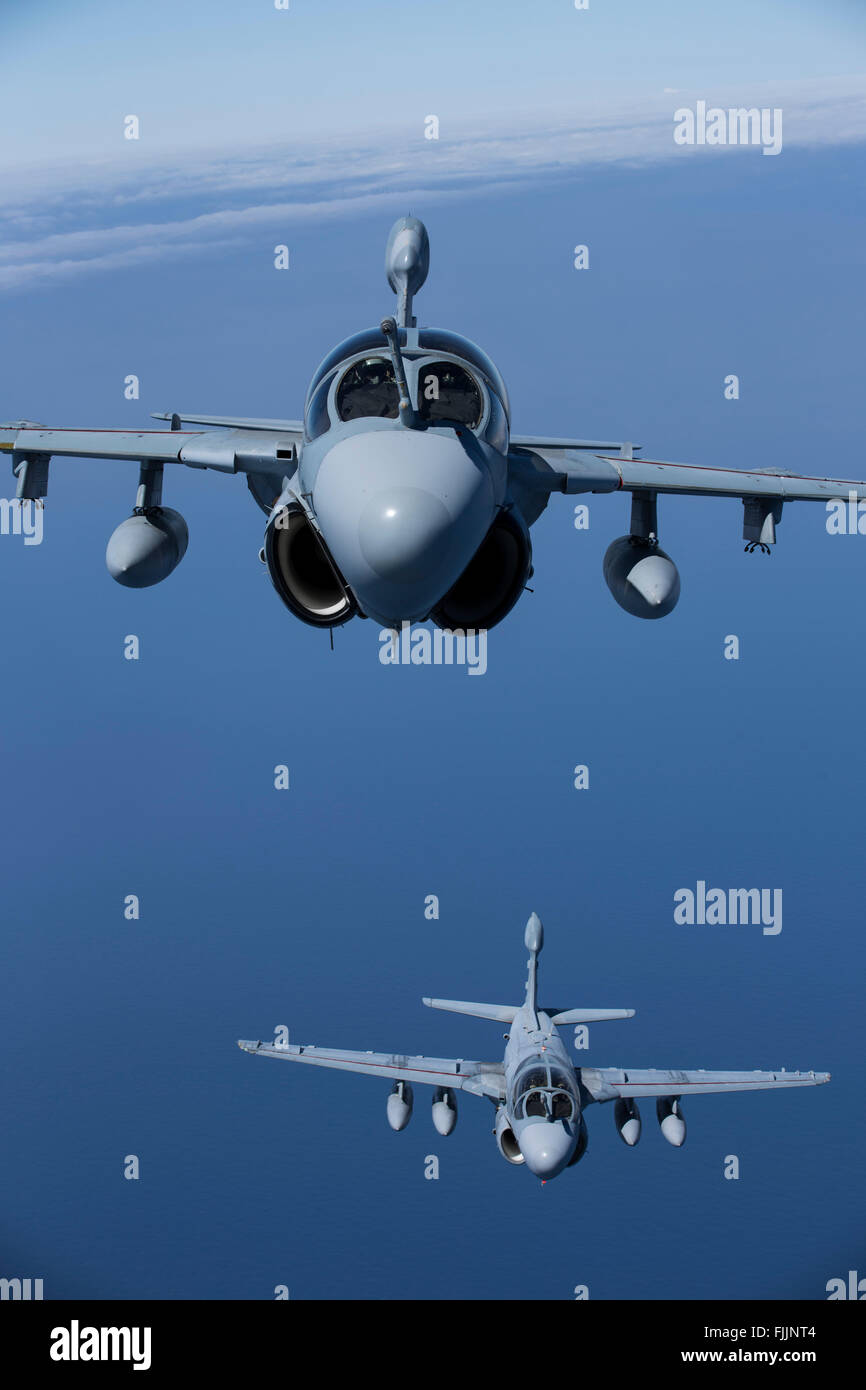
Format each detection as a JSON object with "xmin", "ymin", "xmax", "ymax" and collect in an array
[{"xmin": 0, "ymin": 76, "xmax": 863, "ymax": 294}]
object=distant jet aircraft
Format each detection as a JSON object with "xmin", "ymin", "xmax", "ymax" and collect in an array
[
  {"xmin": 238, "ymin": 914, "xmax": 828, "ymax": 1181},
  {"xmin": 3, "ymin": 216, "xmax": 862, "ymax": 630}
]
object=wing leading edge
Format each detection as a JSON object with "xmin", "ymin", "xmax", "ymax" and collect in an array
[
  {"xmin": 580, "ymin": 1067, "xmax": 830, "ymax": 1101},
  {"xmin": 151, "ymin": 411, "xmax": 304, "ymax": 434},
  {"xmin": 237, "ymin": 1040, "xmax": 504, "ymax": 1100}
]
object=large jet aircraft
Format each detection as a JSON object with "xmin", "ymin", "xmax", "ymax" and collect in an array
[
  {"xmin": 238, "ymin": 914, "xmax": 828, "ymax": 1181},
  {"xmin": 2, "ymin": 217, "xmax": 864, "ymax": 631}
]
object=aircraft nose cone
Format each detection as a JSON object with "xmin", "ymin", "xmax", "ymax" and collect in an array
[
  {"xmin": 358, "ymin": 487, "xmax": 454, "ymax": 584},
  {"xmin": 311, "ymin": 429, "xmax": 496, "ymax": 624},
  {"xmin": 518, "ymin": 1123, "xmax": 575, "ymax": 1180}
]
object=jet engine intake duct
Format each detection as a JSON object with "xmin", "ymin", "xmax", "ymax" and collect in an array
[
  {"xmin": 431, "ymin": 507, "xmax": 531, "ymax": 631},
  {"xmin": 494, "ymin": 1107, "xmax": 525, "ymax": 1164},
  {"xmin": 264, "ymin": 505, "xmax": 357, "ymax": 628}
]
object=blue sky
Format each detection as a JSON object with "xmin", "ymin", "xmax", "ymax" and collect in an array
[
  {"xmin": 0, "ymin": 2, "xmax": 865, "ymax": 1301},
  {"xmin": 2, "ymin": 0, "xmax": 864, "ymax": 167}
]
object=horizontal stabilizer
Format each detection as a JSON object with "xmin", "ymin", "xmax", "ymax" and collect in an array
[
  {"xmin": 422, "ymin": 998, "xmax": 519, "ymax": 1023},
  {"xmin": 548, "ymin": 1007, "xmax": 635, "ymax": 1025}
]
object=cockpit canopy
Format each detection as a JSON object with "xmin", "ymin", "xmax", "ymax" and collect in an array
[
  {"xmin": 306, "ymin": 328, "xmax": 394, "ymax": 409},
  {"xmin": 417, "ymin": 361, "xmax": 482, "ymax": 428},
  {"xmin": 303, "ymin": 325, "xmax": 510, "ymax": 449},
  {"xmin": 336, "ymin": 357, "xmax": 399, "ymax": 422},
  {"xmin": 417, "ymin": 329, "xmax": 510, "ymax": 419},
  {"xmin": 513, "ymin": 1063, "xmax": 577, "ymax": 1121}
]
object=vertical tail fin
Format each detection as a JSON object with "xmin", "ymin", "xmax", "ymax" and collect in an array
[
  {"xmin": 524, "ymin": 912, "xmax": 544, "ymax": 1024},
  {"xmin": 423, "ymin": 913, "xmax": 546, "ymax": 1027}
]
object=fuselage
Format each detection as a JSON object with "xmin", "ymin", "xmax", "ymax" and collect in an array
[
  {"xmin": 502, "ymin": 1005, "xmax": 581, "ymax": 1179},
  {"xmin": 263, "ymin": 324, "xmax": 533, "ymax": 630}
]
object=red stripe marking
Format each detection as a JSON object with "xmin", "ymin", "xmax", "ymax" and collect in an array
[{"xmin": 262, "ymin": 1050, "xmax": 471, "ymax": 1081}]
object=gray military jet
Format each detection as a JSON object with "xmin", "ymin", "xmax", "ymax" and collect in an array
[
  {"xmin": 2, "ymin": 217, "xmax": 864, "ymax": 630},
  {"xmin": 238, "ymin": 914, "xmax": 828, "ymax": 1181}
]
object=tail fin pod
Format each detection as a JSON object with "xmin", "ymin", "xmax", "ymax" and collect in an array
[
  {"xmin": 524, "ymin": 911, "xmax": 543, "ymax": 954},
  {"xmin": 385, "ymin": 216, "xmax": 429, "ymax": 328}
]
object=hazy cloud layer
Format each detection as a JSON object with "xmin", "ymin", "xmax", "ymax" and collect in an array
[{"xmin": 1, "ymin": 77, "xmax": 863, "ymax": 293}]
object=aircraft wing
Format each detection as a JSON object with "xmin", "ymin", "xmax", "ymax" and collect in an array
[
  {"xmin": 0, "ymin": 424, "xmax": 207, "ymax": 462},
  {"xmin": 507, "ymin": 440, "xmax": 866, "ymax": 537},
  {"xmin": 237, "ymin": 1039, "xmax": 505, "ymax": 1100},
  {"xmin": 608, "ymin": 455, "xmax": 866, "ymax": 503},
  {"xmin": 510, "ymin": 443, "xmax": 866, "ymax": 504},
  {"xmin": 0, "ymin": 420, "xmax": 302, "ymax": 499},
  {"xmin": 579, "ymin": 1066, "xmax": 830, "ymax": 1102}
]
